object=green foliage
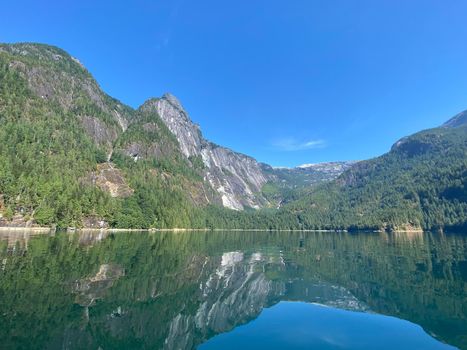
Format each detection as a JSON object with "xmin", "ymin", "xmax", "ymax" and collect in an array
[
  {"xmin": 0, "ymin": 44, "xmax": 205, "ymax": 229},
  {"xmin": 3, "ymin": 206, "xmax": 13, "ymax": 220},
  {"xmin": 0, "ymin": 42, "xmax": 465, "ymax": 231},
  {"xmin": 193, "ymin": 126, "xmax": 467, "ymax": 232},
  {"xmin": 0, "ymin": 49, "xmax": 114, "ymax": 227},
  {"xmin": 275, "ymin": 126, "xmax": 467, "ymax": 231},
  {"xmin": 189, "ymin": 155, "xmax": 206, "ymax": 171}
]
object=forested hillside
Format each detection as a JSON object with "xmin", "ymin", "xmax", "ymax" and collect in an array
[
  {"xmin": 190, "ymin": 114, "xmax": 467, "ymax": 232},
  {"xmin": 305, "ymin": 121, "xmax": 467, "ymax": 231},
  {"xmin": 0, "ymin": 43, "xmax": 207, "ymax": 228},
  {"xmin": 266, "ymin": 120, "xmax": 467, "ymax": 231},
  {"xmin": 0, "ymin": 42, "xmax": 466, "ymax": 231}
]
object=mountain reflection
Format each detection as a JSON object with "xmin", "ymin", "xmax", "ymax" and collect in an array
[{"xmin": 0, "ymin": 230, "xmax": 466, "ymax": 349}]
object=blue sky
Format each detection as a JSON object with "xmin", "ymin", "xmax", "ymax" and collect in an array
[{"xmin": 2, "ymin": 1, "xmax": 467, "ymax": 167}]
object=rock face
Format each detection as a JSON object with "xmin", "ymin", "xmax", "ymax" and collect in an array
[
  {"xmin": 79, "ymin": 116, "xmax": 120, "ymax": 155},
  {"xmin": 141, "ymin": 94, "xmax": 203, "ymax": 159},
  {"xmin": 0, "ymin": 214, "xmax": 36, "ymax": 228},
  {"xmin": 115, "ymin": 107, "xmax": 181, "ymax": 162},
  {"xmin": 141, "ymin": 94, "xmax": 272, "ymax": 210},
  {"xmin": 86, "ymin": 163, "xmax": 133, "ymax": 198},
  {"xmin": 1, "ymin": 43, "xmax": 131, "ymax": 137},
  {"xmin": 81, "ymin": 216, "xmax": 109, "ymax": 230}
]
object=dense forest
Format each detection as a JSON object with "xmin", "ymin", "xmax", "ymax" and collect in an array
[
  {"xmin": 0, "ymin": 43, "xmax": 466, "ymax": 231},
  {"xmin": 282, "ymin": 125, "xmax": 467, "ymax": 231},
  {"xmin": 0, "ymin": 43, "xmax": 208, "ymax": 229}
]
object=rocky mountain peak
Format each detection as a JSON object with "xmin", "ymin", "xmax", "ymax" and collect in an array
[
  {"xmin": 162, "ymin": 92, "xmax": 184, "ymax": 110},
  {"xmin": 443, "ymin": 110, "xmax": 467, "ymax": 128},
  {"xmin": 152, "ymin": 93, "xmax": 272, "ymax": 210},
  {"xmin": 2, "ymin": 40, "xmax": 272, "ymax": 213},
  {"xmin": 145, "ymin": 93, "xmax": 202, "ymax": 158}
]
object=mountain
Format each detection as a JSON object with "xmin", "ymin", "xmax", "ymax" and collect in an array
[
  {"xmin": 0, "ymin": 42, "xmax": 309, "ymax": 228},
  {"xmin": 268, "ymin": 161, "xmax": 356, "ymax": 188},
  {"xmin": 0, "ymin": 43, "xmax": 132, "ymax": 228},
  {"xmin": 139, "ymin": 95, "xmax": 271, "ymax": 210},
  {"xmin": 200, "ymin": 111, "xmax": 467, "ymax": 231},
  {"xmin": 0, "ymin": 42, "xmax": 465, "ymax": 231},
  {"xmin": 280, "ymin": 114, "xmax": 467, "ymax": 231},
  {"xmin": 259, "ymin": 161, "xmax": 357, "ymax": 208},
  {"xmin": 0, "ymin": 42, "xmax": 271, "ymax": 228}
]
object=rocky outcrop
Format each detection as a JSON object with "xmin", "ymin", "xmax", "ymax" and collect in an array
[
  {"xmin": 0, "ymin": 214, "xmax": 36, "ymax": 228},
  {"xmin": 141, "ymin": 94, "xmax": 203, "ymax": 159},
  {"xmin": 86, "ymin": 163, "xmax": 133, "ymax": 198},
  {"xmin": 297, "ymin": 161, "xmax": 356, "ymax": 173},
  {"xmin": 116, "ymin": 114, "xmax": 181, "ymax": 162},
  {"xmin": 391, "ymin": 137, "xmax": 437, "ymax": 157},
  {"xmin": 141, "ymin": 94, "xmax": 272, "ymax": 210},
  {"xmin": 81, "ymin": 216, "xmax": 109, "ymax": 230},
  {"xmin": 1, "ymin": 43, "xmax": 131, "ymax": 146},
  {"xmin": 79, "ymin": 116, "xmax": 119, "ymax": 153}
]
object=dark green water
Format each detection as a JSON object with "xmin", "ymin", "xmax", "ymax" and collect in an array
[{"xmin": 0, "ymin": 230, "xmax": 466, "ymax": 350}]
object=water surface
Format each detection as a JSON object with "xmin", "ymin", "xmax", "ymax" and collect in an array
[
  {"xmin": 200, "ymin": 302, "xmax": 456, "ymax": 350},
  {"xmin": 0, "ymin": 230, "xmax": 466, "ymax": 349}
]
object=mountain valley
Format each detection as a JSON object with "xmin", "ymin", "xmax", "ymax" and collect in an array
[{"xmin": 0, "ymin": 42, "xmax": 466, "ymax": 231}]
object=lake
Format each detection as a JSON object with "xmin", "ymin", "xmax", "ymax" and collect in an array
[{"xmin": 0, "ymin": 230, "xmax": 466, "ymax": 349}]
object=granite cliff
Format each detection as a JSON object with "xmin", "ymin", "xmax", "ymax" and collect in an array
[
  {"xmin": 140, "ymin": 95, "xmax": 271, "ymax": 210},
  {"xmin": 0, "ymin": 42, "xmax": 278, "ymax": 227}
]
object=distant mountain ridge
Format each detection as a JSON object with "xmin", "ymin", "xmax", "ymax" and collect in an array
[{"xmin": 265, "ymin": 161, "xmax": 356, "ymax": 189}]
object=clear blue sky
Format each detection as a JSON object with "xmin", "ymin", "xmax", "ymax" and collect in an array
[{"xmin": 2, "ymin": 1, "xmax": 467, "ymax": 167}]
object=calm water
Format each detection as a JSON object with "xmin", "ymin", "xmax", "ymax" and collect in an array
[{"xmin": 0, "ymin": 230, "xmax": 466, "ymax": 350}]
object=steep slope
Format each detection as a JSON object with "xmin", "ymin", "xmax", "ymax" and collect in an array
[
  {"xmin": 0, "ymin": 43, "xmax": 132, "ymax": 152},
  {"xmin": 0, "ymin": 43, "xmax": 207, "ymax": 228},
  {"xmin": 140, "ymin": 95, "xmax": 272, "ymax": 210},
  {"xmin": 0, "ymin": 42, "xmax": 273, "ymax": 228},
  {"xmin": 204, "ymin": 111, "xmax": 467, "ymax": 231},
  {"xmin": 0, "ymin": 43, "xmax": 130, "ymax": 227}
]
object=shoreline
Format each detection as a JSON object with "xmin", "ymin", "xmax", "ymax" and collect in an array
[
  {"xmin": 0, "ymin": 226, "xmax": 425, "ymax": 234},
  {"xmin": 0, "ymin": 226, "xmax": 53, "ymax": 232}
]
